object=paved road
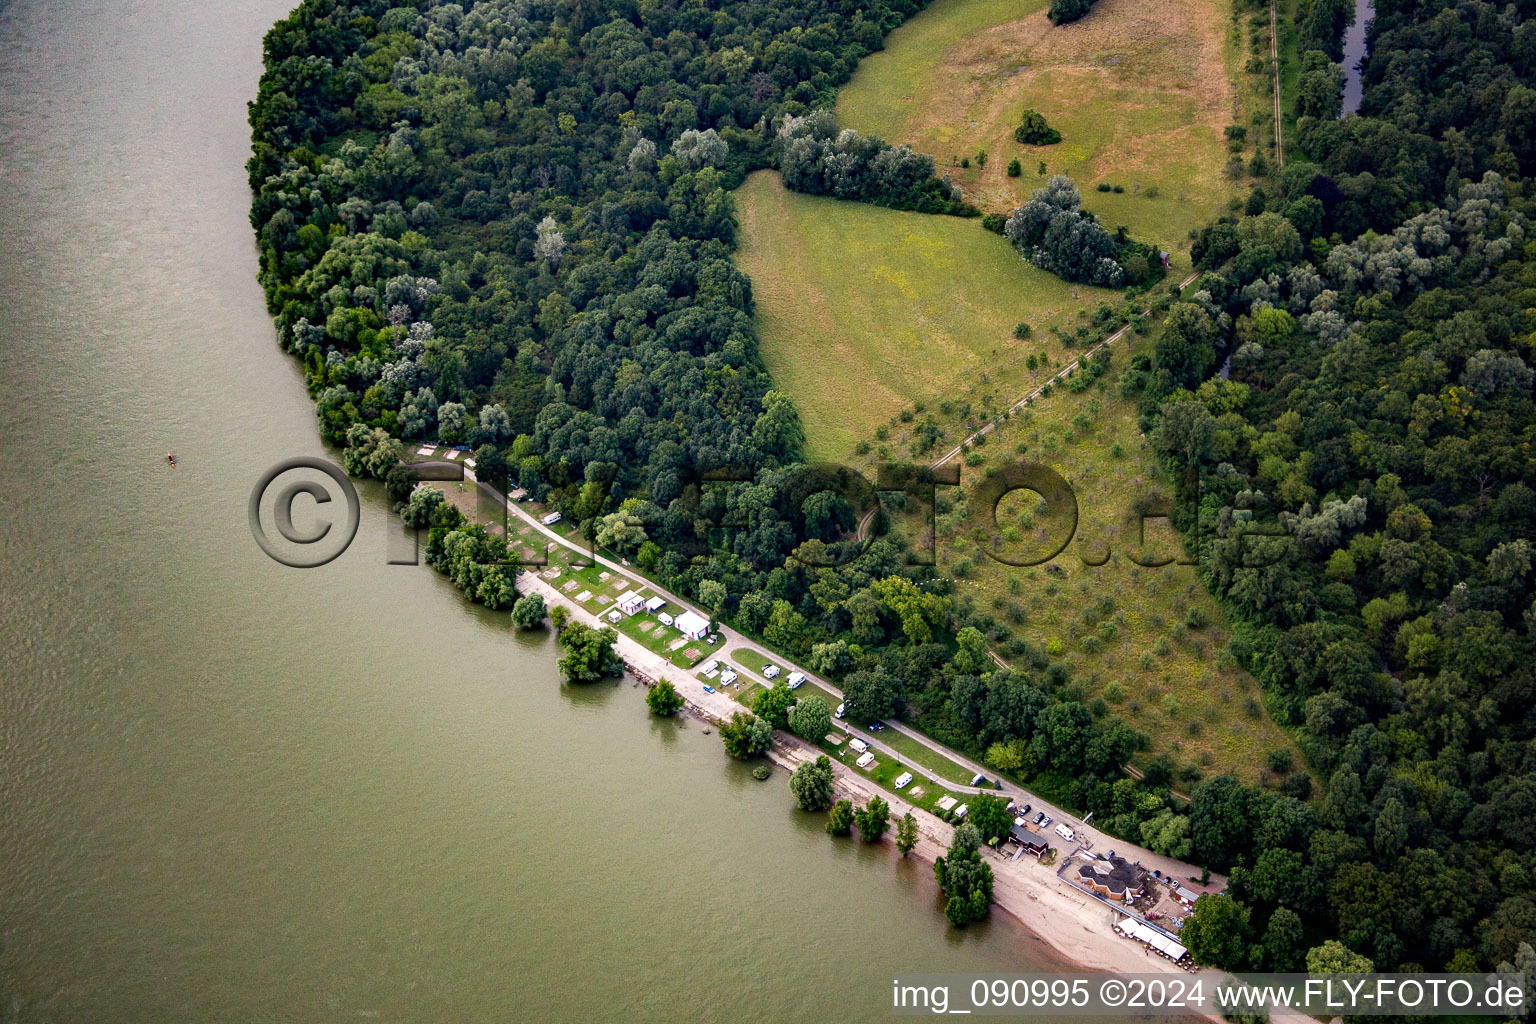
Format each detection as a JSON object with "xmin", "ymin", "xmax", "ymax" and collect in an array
[{"xmin": 414, "ymin": 456, "xmax": 1221, "ymax": 890}]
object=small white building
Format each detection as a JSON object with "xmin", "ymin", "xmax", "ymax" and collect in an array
[
  {"xmin": 615, "ymin": 590, "xmax": 644, "ymax": 615},
  {"xmin": 674, "ymin": 610, "xmax": 710, "ymax": 640},
  {"xmin": 644, "ymin": 596, "xmax": 666, "ymax": 614}
]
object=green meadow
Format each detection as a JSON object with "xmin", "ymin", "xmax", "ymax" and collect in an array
[
  {"xmin": 835, "ymin": 0, "xmax": 1243, "ymax": 262},
  {"xmin": 734, "ymin": 170, "xmax": 1111, "ymax": 463}
]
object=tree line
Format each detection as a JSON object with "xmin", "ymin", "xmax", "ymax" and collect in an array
[{"xmin": 1125, "ymin": 0, "xmax": 1536, "ymax": 966}]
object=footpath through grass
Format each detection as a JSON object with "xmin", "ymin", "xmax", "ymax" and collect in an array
[{"xmin": 734, "ymin": 170, "xmax": 1112, "ymax": 462}]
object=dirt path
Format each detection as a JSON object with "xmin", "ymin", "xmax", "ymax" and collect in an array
[
  {"xmin": 1271, "ymin": 0, "xmax": 1285, "ymax": 168},
  {"xmin": 929, "ymin": 270, "xmax": 1201, "ymax": 469}
]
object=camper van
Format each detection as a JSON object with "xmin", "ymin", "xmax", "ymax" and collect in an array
[
  {"xmin": 786, "ymin": 671, "xmax": 805, "ymax": 690},
  {"xmin": 1054, "ymin": 823, "xmax": 1076, "ymax": 843}
]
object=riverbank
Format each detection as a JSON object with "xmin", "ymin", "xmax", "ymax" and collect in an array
[
  {"xmin": 509, "ymin": 568, "xmax": 1226, "ymax": 1019},
  {"xmin": 407, "ymin": 454, "xmax": 1229, "ymax": 997}
]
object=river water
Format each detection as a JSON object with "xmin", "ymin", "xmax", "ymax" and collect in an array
[
  {"xmin": 0, "ymin": 1, "xmax": 1071, "ymax": 1020},
  {"xmin": 1340, "ymin": 0, "xmax": 1375, "ymax": 114}
]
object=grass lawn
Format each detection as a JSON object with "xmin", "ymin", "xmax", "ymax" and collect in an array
[
  {"xmin": 728, "ymin": 646, "xmax": 777, "ymax": 677},
  {"xmin": 875, "ymin": 728, "xmax": 979, "ymax": 786},
  {"xmin": 819, "ymin": 734, "xmax": 963, "ymax": 814},
  {"xmin": 834, "ymin": 0, "xmax": 1244, "ymax": 258},
  {"xmin": 735, "ymin": 170, "xmax": 1113, "ymax": 462}
]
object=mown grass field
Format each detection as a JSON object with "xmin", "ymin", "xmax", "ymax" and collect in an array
[
  {"xmin": 734, "ymin": 170, "xmax": 1112, "ymax": 462},
  {"xmin": 835, "ymin": 0, "xmax": 1242, "ymax": 260}
]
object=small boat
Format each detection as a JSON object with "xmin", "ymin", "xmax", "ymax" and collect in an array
[{"xmin": 166, "ymin": 453, "xmax": 177, "ymax": 468}]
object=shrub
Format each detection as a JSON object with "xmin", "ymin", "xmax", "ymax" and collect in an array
[
  {"xmin": 1007, "ymin": 158, "xmax": 1022, "ymax": 177},
  {"xmin": 1282, "ymin": 773, "xmax": 1313, "ymax": 799},
  {"xmin": 1048, "ymin": 0, "xmax": 1095, "ymax": 25},
  {"xmin": 1097, "ymin": 182, "xmax": 1112, "ymax": 192},
  {"xmin": 827, "ymin": 798, "xmax": 854, "ymax": 836},
  {"xmin": 1013, "ymin": 322, "xmax": 1032, "ymax": 339},
  {"xmin": 646, "ymin": 679, "xmax": 684, "ymax": 716},
  {"xmin": 1013, "ymin": 109, "xmax": 1062, "ymax": 146}
]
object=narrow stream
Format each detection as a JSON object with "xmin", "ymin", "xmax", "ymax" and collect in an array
[{"xmin": 1340, "ymin": 0, "xmax": 1375, "ymax": 115}]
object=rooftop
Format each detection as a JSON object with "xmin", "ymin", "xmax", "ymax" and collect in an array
[{"xmin": 1077, "ymin": 854, "xmax": 1146, "ymax": 897}]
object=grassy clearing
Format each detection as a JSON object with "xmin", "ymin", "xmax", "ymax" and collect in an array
[
  {"xmin": 818, "ymin": 734, "xmax": 965, "ymax": 814},
  {"xmin": 875, "ymin": 728, "xmax": 979, "ymax": 786},
  {"xmin": 880, "ymin": 325, "xmax": 1299, "ymax": 785},
  {"xmin": 735, "ymin": 170, "xmax": 1112, "ymax": 462},
  {"xmin": 835, "ymin": 0, "xmax": 1244, "ymax": 258},
  {"xmin": 728, "ymin": 646, "xmax": 774, "ymax": 675}
]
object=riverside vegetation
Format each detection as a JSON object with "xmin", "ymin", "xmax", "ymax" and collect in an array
[{"xmin": 250, "ymin": 0, "xmax": 1536, "ymax": 972}]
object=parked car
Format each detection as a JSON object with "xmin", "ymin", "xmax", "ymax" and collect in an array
[
  {"xmin": 1041, "ymin": 815, "xmax": 1053, "ymax": 828},
  {"xmin": 834, "ymin": 702, "xmax": 846, "ymax": 719},
  {"xmin": 867, "ymin": 720, "xmax": 884, "ymax": 732},
  {"xmin": 1032, "ymin": 812, "xmax": 1045, "ymax": 825},
  {"xmin": 1019, "ymin": 803, "xmax": 1032, "ymax": 817}
]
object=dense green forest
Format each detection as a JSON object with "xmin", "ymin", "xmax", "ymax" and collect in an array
[
  {"xmin": 250, "ymin": 0, "xmax": 1536, "ymax": 971},
  {"xmin": 1143, "ymin": 0, "xmax": 1536, "ymax": 975}
]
